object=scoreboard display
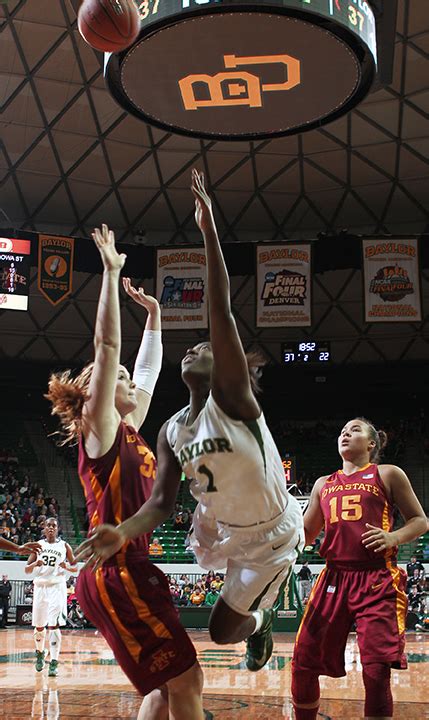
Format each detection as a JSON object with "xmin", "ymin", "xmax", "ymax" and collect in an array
[
  {"xmin": 134, "ymin": 0, "xmax": 377, "ymax": 59},
  {"xmin": 0, "ymin": 237, "xmax": 31, "ymax": 311},
  {"xmin": 106, "ymin": 0, "xmax": 377, "ymax": 140},
  {"xmin": 283, "ymin": 456, "xmax": 296, "ymax": 484}
]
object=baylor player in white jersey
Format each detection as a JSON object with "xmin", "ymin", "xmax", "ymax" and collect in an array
[
  {"xmin": 75, "ymin": 170, "xmax": 304, "ymax": 674},
  {"xmin": 166, "ymin": 395, "xmax": 303, "ymax": 577},
  {"xmin": 26, "ymin": 517, "xmax": 77, "ymax": 677}
]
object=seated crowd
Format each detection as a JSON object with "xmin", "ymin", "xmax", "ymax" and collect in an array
[
  {"xmin": 0, "ymin": 452, "xmax": 60, "ymax": 552},
  {"xmin": 167, "ymin": 572, "xmax": 225, "ymax": 607}
]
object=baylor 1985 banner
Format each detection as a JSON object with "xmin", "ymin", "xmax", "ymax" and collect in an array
[
  {"xmin": 362, "ymin": 238, "xmax": 422, "ymax": 322},
  {"xmin": 155, "ymin": 247, "xmax": 208, "ymax": 330},
  {"xmin": 256, "ymin": 244, "xmax": 312, "ymax": 327}
]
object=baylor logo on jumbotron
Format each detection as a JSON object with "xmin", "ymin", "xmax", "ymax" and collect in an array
[{"xmin": 178, "ymin": 53, "xmax": 301, "ymax": 111}]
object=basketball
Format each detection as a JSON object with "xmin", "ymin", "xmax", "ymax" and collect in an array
[{"xmin": 78, "ymin": 0, "xmax": 140, "ymax": 53}]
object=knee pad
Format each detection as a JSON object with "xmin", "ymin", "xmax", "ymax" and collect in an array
[
  {"xmin": 362, "ymin": 663, "xmax": 393, "ymax": 717},
  {"xmin": 291, "ymin": 663, "xmax": 320, "ymax": 706}
]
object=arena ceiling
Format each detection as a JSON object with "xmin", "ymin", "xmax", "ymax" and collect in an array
[{"xmin": 0, "ymin": 0, "xmax": 428, "ymax": 369}]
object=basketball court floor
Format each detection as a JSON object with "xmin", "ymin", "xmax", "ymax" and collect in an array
[{"xmin": 0, "ymin": 629, "xmax": 427, "ymax": 719}]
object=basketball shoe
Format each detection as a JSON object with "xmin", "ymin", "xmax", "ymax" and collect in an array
[
  {"xmin": 35, "ymin": 650, "xmax": 45, "ymax": 672},
  {"xmin": 245, "ymin": 608, "xmax": 274, "ymax": 671}
]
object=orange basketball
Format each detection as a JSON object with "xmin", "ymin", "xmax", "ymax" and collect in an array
[{"xmin": 78, "ymin": 0, "xmax": 140, "ymax": 53}]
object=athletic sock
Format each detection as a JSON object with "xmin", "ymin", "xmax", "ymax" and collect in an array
[
  {"xmin": 49, "ymin": 628, "xmax": 62, "ymax": 661},
  {"xmin": 34, "ymin": 628, "xmax": 46, "ymax": 653},
  {"xmin": 251, "ymin": 609, "xmax": 264, "ymax": 633}
]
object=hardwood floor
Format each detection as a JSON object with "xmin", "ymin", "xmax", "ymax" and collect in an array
[{"xmin": 0, "ymin": 628, "xmax": 427, "ymax": 718}]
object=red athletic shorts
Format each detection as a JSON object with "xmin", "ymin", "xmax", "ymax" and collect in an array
[
  {"xmin": 76, "ymin": 552, "xmax": 197, "ymax": 695},
  {"xmin": 293, "ymin": 562, "xmax": 408, "ymax": 677}
]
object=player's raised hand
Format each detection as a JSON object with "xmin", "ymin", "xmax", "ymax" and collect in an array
[
  {"xmin": 18, "ymin": 541, "xmax": 42, "ymax": 555},
  {"xmin": 75, "ymin": 524, "xmax": 127, "ymax": 571},
  {"xmin": 122, "ymin": 277, "xmax": 159, "ymax": 314},
  {"xmin": 92, "ymin": 223, "xmax": 126, "ymax": 272},
  {"xmin": 191, "ymin": 168, "xmax": 215, "ymax": 234}
]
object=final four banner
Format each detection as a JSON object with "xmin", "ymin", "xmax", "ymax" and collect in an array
[
  {"xmin": 156, "ymin": 247, "xmax": 208, "ymax": 329},
  {"xmin": 362, "ymin": 238, "xmax": 422, "ymax": 322},
  {"xmin": 256, "ymin": 244, "xmax": 312, "ymax": 327}
]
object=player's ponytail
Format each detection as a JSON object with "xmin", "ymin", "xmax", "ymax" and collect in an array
[
  {"xmin": 45, "ymin": 363, "xmax": 94, "ymax": 445},
  {"xmin": 356, "ymin": 417, "xmax": 388, "ymax": 463}
]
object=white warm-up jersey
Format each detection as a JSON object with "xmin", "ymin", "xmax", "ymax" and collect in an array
[
  {"xmin": 33, "ymin": 539, "xmax": 67, "ymax": 586},
  {"xmin": 166, "ymin": 393, "xmax": 290, "ymax": 527}
]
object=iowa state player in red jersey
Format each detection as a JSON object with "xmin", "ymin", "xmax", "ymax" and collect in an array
[
  {"xmin": 291, "ymin": 417, "xmax": 427, "ymax": 720},
  {"xmin": 45, "ymin": 224, "xmax": 204, "ymax": 720}
]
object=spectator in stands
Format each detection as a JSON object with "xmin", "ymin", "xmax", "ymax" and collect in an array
[
  {"xmin": 178, "ymin": 585, "xmax": 192, "ymax": 607},
  {"xmin": 0, "ymin": 574, "xmax": 12, "ymax": 628},
  {"xmin": 407, "ymin": 568, "xmax": 424, "ymax": 594},
  {"xmin": 204, "ymin": 587, "xmax": 220, "ymax": 607},
  {"xmin": 169, "ymin": 579, "xmax": 181, "ymax": 605},
  {"xmin": 205, "ymin": 570, "xmax": 215, "ymax": 589},
  {"xmin": 0, "ymin": 520, "xmax": 10, "ymax": 540},
  {"xmin": 406, "ymin": 555, "xmax": 425, "ymax": 579},
  {"xmin": 178, "ymin": 574, "xmax": 190, "ymax": 588},
  {"xmin": 172, "ymin": 502, "xmax": 183, "ymax": 523},
  {"xmin": 148, "ymin": 537, "xmax": 163, "ymax": 557},
  {"xmin": 190, "ymin": 584, "xmax": 206, "ymax": 607},
  {"xmin": 408, "ymin": 585, "xmax": 424, "ymax": 615},
  {"xmin": 296, "ymin": 561, "xmax": 313, "ymax": 601},
  {"xmin": 210, "ymin": 574, "xmax": 224, "ymax": 592}
]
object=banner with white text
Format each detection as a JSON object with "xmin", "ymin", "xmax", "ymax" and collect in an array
[
  {"xmin": 156, "ymin": 247, "xmax": 208, "ymax": 329},
  {"xmin": 362, "ymin": 238, "xmax": 422, "ymax": 322},
  {"xmin": 256, "ymin": 244, "xmax": 311, "ymax": 327}
]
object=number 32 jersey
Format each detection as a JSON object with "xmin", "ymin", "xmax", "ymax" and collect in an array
[
  {"xmin": 166, "ymin": 393, "xmax": 289, "ymax": 527},
  {"xmin": 319, "ymin": 463, "xmax": 397, "ymax": 567},
  {"xmin": 34, "ymin": 539, "xmax": 67, "ymax": 585}
]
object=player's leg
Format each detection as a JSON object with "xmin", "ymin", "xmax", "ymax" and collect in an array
[
  {"xmin": 46, "ymin": 584, "xmax": 66, "ymax": 677},
  {"xmin": 165, "ymin": 660, "xmax": 204, "ymax": 720},
  {"xmin": 47, "ymin": 624, "xmax": 61, "ymax": 677},
  {"xmin": 208, "ymin": 555, "xmax": 294, "ymax": 671},
  {"xmin": 32, "ymin": 585, "xmax": 48, "ymax": 671},
  {"xmin": 362, "ymin": 663, "xmax": 392, "ymax": 719},
  {"xmin": 353, "ymin": 567, "xmax": 408, "ymax": 720},
  {"xmin": 292, "ymin": 568, "xmax": 353, "ymax": 718},
  {"xmin": 137, "ymin": 686, "xmax": 169, "ymax": 720}
]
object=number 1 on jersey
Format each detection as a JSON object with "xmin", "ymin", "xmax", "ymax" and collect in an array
[{"xmin": 198, "ymin": 464, "xmax": 218, "ymax": 493}]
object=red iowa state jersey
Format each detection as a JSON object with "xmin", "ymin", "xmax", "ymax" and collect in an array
[
  {"xmin": 78, "ymin": 422, "xmax": 156, "ymax": 556},
  {"xmin": 319, "ymin": 463, "xmax": 397, "ymax": 567}
]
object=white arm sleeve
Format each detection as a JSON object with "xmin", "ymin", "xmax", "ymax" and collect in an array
[{"xmin": 132, "ymin": 330, "xmax": 163, "ymax": 396}]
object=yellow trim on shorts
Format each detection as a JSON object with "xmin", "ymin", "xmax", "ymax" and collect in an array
[{"xmin": 295, "ymin": 567, "xmax": 326, "ymax": 644}]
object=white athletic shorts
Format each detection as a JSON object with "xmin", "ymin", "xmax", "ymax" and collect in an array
[
  {"xmin": 190, "ymin": 494, "xmax": 305, "ymax": 615},
  {"xmin": 32, "ymin": 580, "xmax": 67, "ymax": 628}
]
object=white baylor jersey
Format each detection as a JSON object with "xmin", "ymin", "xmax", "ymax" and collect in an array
[
  {"xmin": 166, "ymin": 393, "xmax": 290, "ymax": 527},
  {"xmin": 33, "ymin": 539, "xmax": 67, "ymax": 586}
]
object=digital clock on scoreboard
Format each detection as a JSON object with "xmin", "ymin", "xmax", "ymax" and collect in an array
[
  {"xmin": 105, "ymin": 0, "xmax": 377, "ymax": 140},
  {"xmin": 282, "ymin": 341, "xmax": 331, "ymax": 364}
]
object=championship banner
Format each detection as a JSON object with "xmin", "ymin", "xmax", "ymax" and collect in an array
[
  {"xmin": 256, "ymin": 244, "xmax": 311, "ymax": 327},
  {"xmin": 156, "ymin": 247, "xmax": 207, "ymax": 329},
  {"xmin": 362, "ymin": 238, "xmax": 422, "ymax": 322},
  {"xmin": 38, "ymin": 235, "xmax": 74, "ymax": 306}
]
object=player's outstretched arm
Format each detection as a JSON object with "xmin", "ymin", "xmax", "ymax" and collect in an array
[
  {"xmin": 122, "ymin": 277, "xmax": 163, "ymax": 431},
  {"xmin": 0, "ymin": 538, "xmax": 42, "ymax": 555},
  {"xmin": 75, "ymin": 421, "xmax": 182, "ymax": 569},
  {"xmin": 191, "ymin": 169, "xmax": 260, "ymax": 421},
  {"xmin": 82, "ymin": 224, "xmax": 127, "ymax": 458}
]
